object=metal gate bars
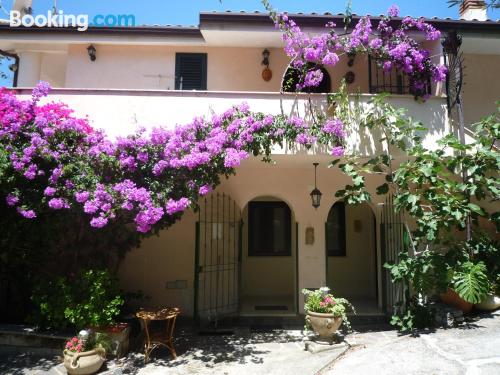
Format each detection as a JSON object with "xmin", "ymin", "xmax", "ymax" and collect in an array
[
  {"xmin": 380, "ymin": 194, "xmax": 409, "ymax": 315},
  {"xmin": 194, "ymin": 192, "xmax": 241, "ymax": 327}
]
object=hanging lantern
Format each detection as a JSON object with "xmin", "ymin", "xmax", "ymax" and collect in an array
[{"xmin": 310, "ymin": 162, "xmax": 322, "ymax": 209}]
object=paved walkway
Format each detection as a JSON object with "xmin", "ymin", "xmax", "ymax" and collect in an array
[
  {"xmin": 1, "ymin": 311, "xmax": 499, "ymax": 375},
  {"xmin": 0, "ymin": 328, "xmax": 344, "ymax": 375},
  {"xmin": 323, "ymin": 310, "xmax": 500, "ymax": 375}
]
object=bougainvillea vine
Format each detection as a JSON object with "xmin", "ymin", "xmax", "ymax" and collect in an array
[
  {"xmin": 0, "ymin": 83, "xmax": 346, "ymax": 232},
  {"xmin": 266, "ymin": 3, "xmax": 447, "ymax": 99}
]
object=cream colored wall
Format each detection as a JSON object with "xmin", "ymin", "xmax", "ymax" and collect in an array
[
  {"xmin": 117, "ymin": 210, "xmax": 197, "ymax": 315},
  {"xmin": 240, "ymin": 197, "xmax": 296, "ymax": 299},
  {"xmin": 63, "ymin": 44, "xmax": 370, "ymax": 92},
  {"xmin": 327, "ymin": 203, "xmax": 377, "ymax": 299},
  {"xmin": 462, "ymin": 54, "xmax": 500, "ymax": 125},
  {"xmin": 40, "ymin": 53, "xmax": 67, "ymax": 88}
]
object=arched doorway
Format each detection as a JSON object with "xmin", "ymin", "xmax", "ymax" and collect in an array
[
  {"xmin": 282, "ymin": 63, "xmax": 332, "ymax": 93},
  {"xmin": 240, "ymin": 197, "xmax": 297, "ymax": 315},
  {"xmin": 325, "ymin": 201, "xmax": 378, "ymax": 313}
]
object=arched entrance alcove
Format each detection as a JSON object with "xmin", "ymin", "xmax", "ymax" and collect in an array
[
  {"xmin": 282, "ymin": 63, "xmax": 332, "ymax": 93},
  {"xmin": 240, "ymin": 196, "xmax": 297, "ymax": 316},
  {"xmin": 325, "ymin": 201, "xmax": 378, "ymax": 313}
]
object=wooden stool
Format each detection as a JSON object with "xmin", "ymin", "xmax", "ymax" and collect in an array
[{"xmin": 136, "ymin": 307, "xmax": 180, "ymax": 363}]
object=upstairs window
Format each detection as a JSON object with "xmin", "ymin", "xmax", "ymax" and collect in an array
[
  {"xmin": 368, "ymin": 55, "xmax": 431, "ymax": 96},
  {"xmin": 248, "ymin": 201, "xmax": 292, "ymax": 256},
  {"xmin": 175, "ymin": 53, "xmax": 207, "ymax": 90},
  {"xmin": 326, "ymin": 201, "xmax": 346, "ymax": 257}
]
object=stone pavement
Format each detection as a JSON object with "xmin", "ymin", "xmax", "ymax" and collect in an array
[
  {"xmin": 0, "ymin": 327, "xmax": 346, "ymax": 375},
  {"xmin": 1, "ymin": 311, "xmax": 499, "ymax": 375},
  {"xmin": 322, "ymin": 310, "xmax": 500, "ymax": 375}
]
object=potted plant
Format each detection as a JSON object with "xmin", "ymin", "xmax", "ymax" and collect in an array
[
  {"xmin": 303, "ymin": 287, "xmax": 354, "ymax": 343},
  {"xmin": 439, "ymin": 238, "xmax": 494, "ymax": 313},
  {"xmin": 63, "ymin": 330, "xmax": 111, "ymax": 375},
  {"xmin": 469, "ymin": 235, "xmax": 500, "ymax": 311}
]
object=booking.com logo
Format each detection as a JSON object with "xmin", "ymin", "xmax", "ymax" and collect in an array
[{"xmin": 9, "ymin": 10, "xmax": 136, "ymax": 31}]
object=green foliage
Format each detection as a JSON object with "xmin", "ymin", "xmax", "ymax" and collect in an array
[
  {"xmin": 452, "ymin": 261, "xmax": 491, "ymax": 304},
  {"xmin": 385, "ymin": 249, "xmax": 450, "ymax": 296},
  {"xmin": 385, "ymin": 233, "xmax": 498, "ymax": 330},
  {"xmin": 390, "ymin": 297, "xmax": 435, "ymax": 332},
  {"xmin": 91, "ymin": 332, "xmax": 113, "ymax": 353},
  {"xmin": 333, "ymin": 97, "xmax": 499, "ymax": 243},
  {"xmin": 466, "ymin": 234, "xmax": 500, "ymax": 286},
  {"xmin": 31, "ymin": 269, "xmax": 124, "ymax": 329}
]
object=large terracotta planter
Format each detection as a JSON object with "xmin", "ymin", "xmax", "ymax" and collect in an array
[
  {"xmin": 63, "ymin": 348, "xmax": 105, "ymax": 375},
  {"xmin": 306, "ymin": 311, "xmax": 343, "ymax": 341},
  {"xmin": 440, "ymin": 288, "xmax": 474, "ymax": 313}
]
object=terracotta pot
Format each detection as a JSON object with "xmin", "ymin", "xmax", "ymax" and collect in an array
[
  {"xmin": 261, "ymin": 68, "xmax": 272, "ymax": 82},
  {"xmin": 63, "ymin": 348, "xmax": 105, "ymax": 375},
  {"xmin": 440, "ymin": 288, "xmax": 474, "ymax": 313},
  {"xmin": 306, "ymin": 311, "xmax": 343, "ymax": 341},
  {"xmin": 475, "ymin": 294, "xmax": 500, "ymax": 311}
]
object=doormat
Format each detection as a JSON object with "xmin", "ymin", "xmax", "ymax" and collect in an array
[
  {"xmin": 198, "ymin": 328, "xmax": 235, "ymax": 336},
  {"xmin": 254, "ymin": 305, "xmax": 288, "ymax": 311}
]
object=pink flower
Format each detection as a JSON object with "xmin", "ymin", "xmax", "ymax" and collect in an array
[
  {"xmin": 6, "ymin": 194, "xmax": 19, "ymax": 206},
  {"xmin": 387, "ymin": 5, "xmax": 400, "ymax": 17},
  {"xmin": 331, "ymin": 146, "xmax": 345, "ymax": 157}
]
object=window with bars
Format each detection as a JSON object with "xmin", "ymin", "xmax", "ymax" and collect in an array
[
  {"xmin": 368, "ymin": 55, "xmax": 431, "ymax": 96},
  {"xmin": 175, "ymin": 53, "xmax": 207, "ymax": 90}
]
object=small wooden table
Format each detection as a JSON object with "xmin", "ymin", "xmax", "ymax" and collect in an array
[{"xmin": 136, "ymin": 307, "xmax": 180, "ymax": 363}]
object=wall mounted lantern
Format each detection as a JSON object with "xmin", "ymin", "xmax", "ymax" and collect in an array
[
  {"xmin": 87, "ymin": 44, "xmax": 96, "ymax": 62},
  {"xmin": 261, "ymin": 49, "xmax": 272, "ymax": 81},
  {"xmin": 347, "ymin": 52, "xmax": 356, "ymax": 67},
  {"xmin": 310, "ymin": 162, "xmax": 322, "ymax": 209},
  {"xmin": 261, "ymin": 49, "xmax": 270, "ymax": 67}
]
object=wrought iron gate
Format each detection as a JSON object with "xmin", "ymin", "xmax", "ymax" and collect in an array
[
  {"xmin": 194, "ymin": 193, "xmax": 241, "ymax": 327},
  {"xmin": 380, "ymin": 195, "xmax": 408, "ymax": 315}
]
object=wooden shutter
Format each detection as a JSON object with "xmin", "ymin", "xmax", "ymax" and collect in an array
[{"xmin": 175, "ymin": 53, "xmax": 207, "ymax": 90}]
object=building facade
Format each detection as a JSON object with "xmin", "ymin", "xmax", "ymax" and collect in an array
[{"xmin": 1, "ymin": 4, "xmax": 499, "ymax": 322}]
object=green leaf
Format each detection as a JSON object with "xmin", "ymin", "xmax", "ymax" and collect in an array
[
  {"xmin": 468, "ymin": 203, "xmax": 486, "ymax": 216},
  {"xmin": 452, "ymin": 262, "xmax": 491, "ymax": 304}
]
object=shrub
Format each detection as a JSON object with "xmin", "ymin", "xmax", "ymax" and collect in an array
[{"xmin": 32, "ymin": 269, "xmax": 123, "ymax": 329}]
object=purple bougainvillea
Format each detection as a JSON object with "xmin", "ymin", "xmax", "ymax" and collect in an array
[
  {"xmin": 0, "ymin": 82, "xmax": 347, "ymax": 232},
  {"xmin": 274, "ymin": 5, "xmax": 446, "ymax": 99}
]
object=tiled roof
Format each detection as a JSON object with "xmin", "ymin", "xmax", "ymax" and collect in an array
[
  {"xmin": 196, "ymin": 11, "xmax": 500, "ymax": 35},
  {"xmin": 201, "ymin": 10, "xmax": 499, "ymax": 23},
  {"xmin": 0, "ymin": 11, "xmax": 498, "ymax": 35}
]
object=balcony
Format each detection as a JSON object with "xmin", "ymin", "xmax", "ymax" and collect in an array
[{"xmin": 15, "ymin": 88, "xmax": 450, "ymax": 157}]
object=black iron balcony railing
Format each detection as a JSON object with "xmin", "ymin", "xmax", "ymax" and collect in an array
[{"xmin": 368, "ymin": 55, "xmax": 432, "ymax": 96}]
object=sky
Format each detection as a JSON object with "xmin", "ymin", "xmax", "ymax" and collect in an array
[{"xmin": 0, "ymin": 0, "xmax": 499, "ymax": 26}]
